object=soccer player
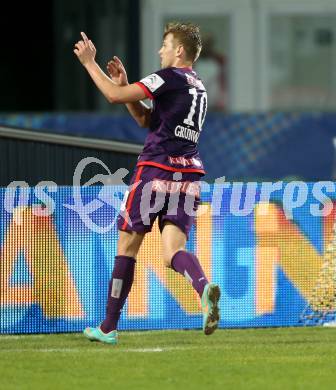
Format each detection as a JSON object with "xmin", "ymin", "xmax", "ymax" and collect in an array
[{"xmin": 74, "ymin": 22, "xmax": 220, "ymax": 344}]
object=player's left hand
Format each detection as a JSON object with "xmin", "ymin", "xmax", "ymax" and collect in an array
[
  {"xmin": 107, "ymin": 56, "xmax": 128, "ymax": 86},
  {"xmin": 74, "ymin": 32, "xmax": 97, "ymax": 66}
]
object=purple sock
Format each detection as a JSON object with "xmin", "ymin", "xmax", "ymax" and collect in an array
[
  {"xmin": 100, "ymin": 255, "xmax": 136, "ymax": 333},
  {"xmin": 171, "ymin": 250, "xmax": 208, "ymax": 297}
]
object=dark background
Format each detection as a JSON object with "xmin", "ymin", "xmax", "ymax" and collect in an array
[
  {"xmin": 1, "ymin": 3, "xmax": 54, "ymax": 111},
  {"xmin": 0, "ymin": 0, "xmax": 140, "ymax": 112}
]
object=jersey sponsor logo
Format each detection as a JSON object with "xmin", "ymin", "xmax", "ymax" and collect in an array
[
  {"xmin": 175, "ymin": 125, "xmax": 200, "ymax": 143},
  {"xmin": 168, "ymin": 156, "xmax": 202, "ymax": 168},
  {"xmin": 151, "ymin": 179, "xmax": 200, "ymax": 198},
  {"xmin": 140, "ymin": 73, "xmax": 165, "ymax": 92}
]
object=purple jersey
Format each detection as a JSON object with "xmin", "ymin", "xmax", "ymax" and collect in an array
[{"xmin": 135, "ymin": 67, "xmax": 207, "ymax": 175}]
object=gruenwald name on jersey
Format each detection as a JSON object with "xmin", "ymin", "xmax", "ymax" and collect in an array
[{"xmin": 174, "ymin": 125, "xmax": 200, "ymax": 143}]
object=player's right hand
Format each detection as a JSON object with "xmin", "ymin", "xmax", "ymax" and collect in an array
[
  {"xmin": 107, "ymin": 56, "xmax": 128, "ymax": 86},
  {"xmin": 74, "ymin": 32, "xmax": 97, "ymax": 67}
]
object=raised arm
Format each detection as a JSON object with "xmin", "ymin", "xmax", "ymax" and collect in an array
[{"xmin": 74, "ymin": 32, "xmax": 151, "ymax": 127}]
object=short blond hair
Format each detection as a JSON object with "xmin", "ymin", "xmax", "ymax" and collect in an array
[{"xmin": 163, "ymin": 22, "xmax": 202, "ymax": 63}]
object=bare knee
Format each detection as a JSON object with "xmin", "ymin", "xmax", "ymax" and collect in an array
[
  {"xmin": 162, "ymin": 248, "xmax": 183, "ymax": 268},
  {"xmin": 117, "ymin": 231, "xmax": 145, "ymax": 258}
]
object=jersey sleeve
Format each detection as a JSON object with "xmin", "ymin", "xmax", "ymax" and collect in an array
[{"xmin": 135, "ymin": 69, "xmax": 177, "ymax": 100}]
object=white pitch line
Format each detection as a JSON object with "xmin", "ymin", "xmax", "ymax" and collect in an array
[
  {"xmin": 0, "ymin": 346, "xmax": 198, "ymax": 353},
  {"xmin": 0, "ymin": 348, "xmax": 164, "ymax": 353},
  {"xmin": 124, "ymin": 348, "xmax": 164, "ymax": 352},
  {"xmin": 1, "ymin": 348, "xmax": 163, "ymax": 353},
  {"xmin": 0, "ymin": 335, "xmax": 44, "ymax": 340}
]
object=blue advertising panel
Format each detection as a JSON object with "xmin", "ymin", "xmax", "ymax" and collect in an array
[{"xmin": 0, "ymin": 183, "xmax": 333, "ymax": 333}]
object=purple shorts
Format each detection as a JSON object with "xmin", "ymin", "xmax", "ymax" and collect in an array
[{"xmin": 117, "ymin": 166, "xmax": 201, "ymax": 237}]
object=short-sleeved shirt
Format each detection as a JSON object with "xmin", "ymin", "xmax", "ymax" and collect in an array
[{"xmin": 134, "ymin": 67, "xmax": 207, "ymax": 175}]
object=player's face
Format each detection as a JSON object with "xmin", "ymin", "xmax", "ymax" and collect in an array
[{"xmin": 158, "ymin": 33, "xmax": 178, "ymax": 68}]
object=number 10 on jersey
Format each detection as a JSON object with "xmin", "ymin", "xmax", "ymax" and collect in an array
[{"xmin": 183, "ymin": 88, "xmax": 207, "ymax": 131}]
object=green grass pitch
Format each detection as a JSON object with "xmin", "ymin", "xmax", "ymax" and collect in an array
[{"xmin": 1, "ymin": 327, "xmax": 336, "ymax": 389}]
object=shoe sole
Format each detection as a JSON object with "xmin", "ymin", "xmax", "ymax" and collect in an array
[{"xmin": 204, "ymin": 284, "xmax": 221, "ymax": 336}]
